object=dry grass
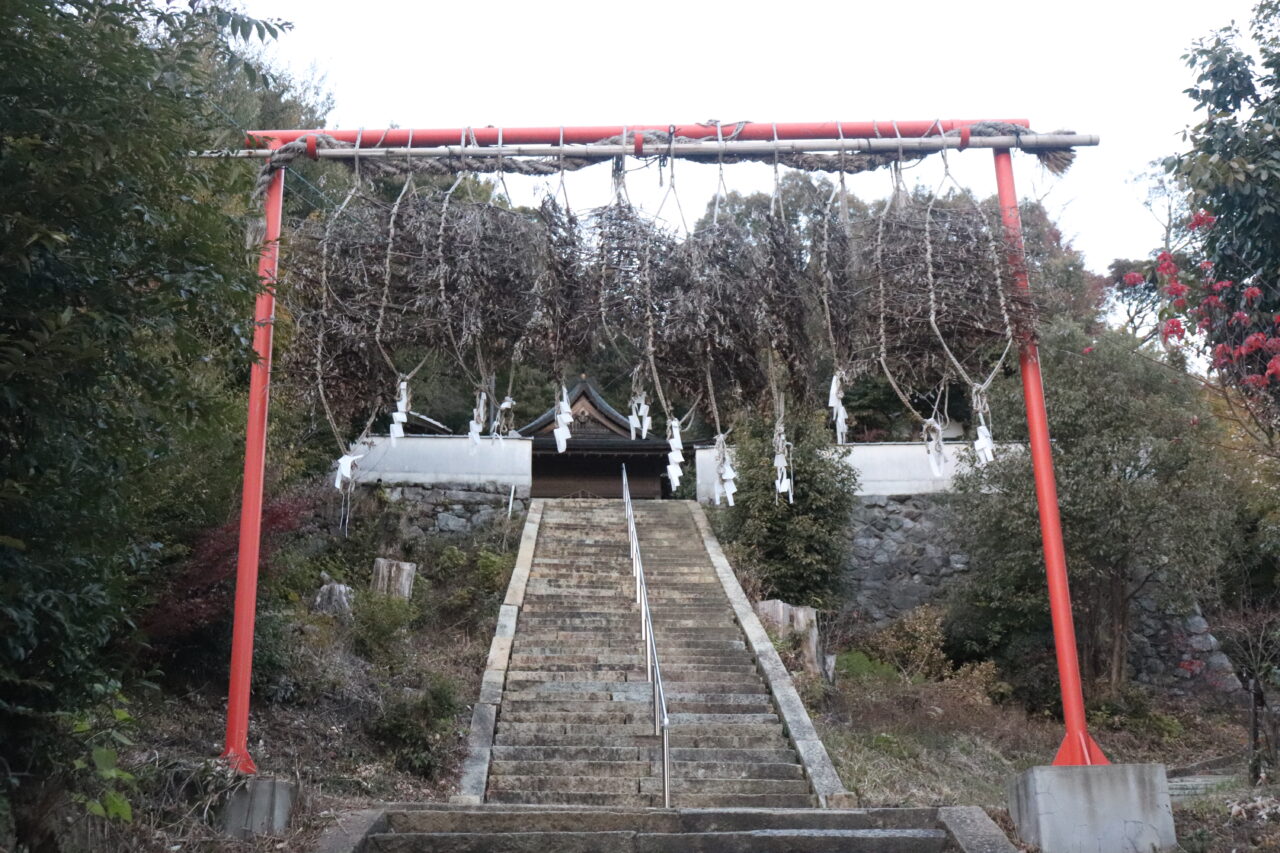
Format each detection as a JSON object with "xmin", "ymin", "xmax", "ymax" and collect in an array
[
  {"xmin": 1176, "ymin": 788, "xmax": 1280, "ymax": 852},
  {"xmin": 810, "ymin": 670, "xmax": 1249, "ymax": 810}
]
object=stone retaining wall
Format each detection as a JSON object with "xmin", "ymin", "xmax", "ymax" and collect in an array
[
  {"xmin": 379, "ymin": 483, "xmax": 528, "ymax": 538},
  {"xmin": 841, "ymin": 494, "xmax": 1240, "ymax": 693}
]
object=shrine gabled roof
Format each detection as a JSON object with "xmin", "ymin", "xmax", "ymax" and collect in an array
[{"xmin": 517, "ymin": 380, "xmax": 633, "ymax": 437}]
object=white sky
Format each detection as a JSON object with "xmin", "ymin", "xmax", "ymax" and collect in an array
[{"xmin": 243, "ymin": 0, "xmax": 1258, "ymax": 274}]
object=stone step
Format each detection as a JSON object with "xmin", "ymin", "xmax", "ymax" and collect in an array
[
  {"xmin": 365, "ymin": 828, "xmax": 945, "ymax": 852},
  {"xmin": 383, "ymin": 806, "xmax": 941, "ymax": 834},
  {"xmin": 498, "ymin": 711, "xmax": 655, "ymax": 725},
  {"xmin": 490, "ymin": 760, "xmax": 650, "ymax": 778},
  {"xmin": 481, "ymin": 791, "xmax": 653, "ymax": 807},
  {"xmin": 487, "ymin": 775, "xmax": 643, "ymax": 795},
  {"xmin": 495, "ymin": 721, "xmax": 786, "ymax": 738},
  {"xmin": 496, "ymin": 759, "xmax": 809, "ymax": 782},
  {"xmin": 506, "ymin": 671, "xmax": 648, "ymax": 683},
  {"xmin": 490, "ymin": 745, "xmax": 802, "ymax": 764},
  {"xmin": 493, "ymin": 732, "xmax": 790, "ymax": 750},
  {"xmin": 480, "ymin": 791, "xmax": 821, "ymax": 809}
]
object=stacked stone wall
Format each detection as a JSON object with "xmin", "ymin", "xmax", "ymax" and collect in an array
[
  {"xmin": 840, "ymin": 494, "xmax": 1239, "ymax": 693},
  {"xmin": 379, "ymin": 483, "xmax": 527, "ymax": 538}
]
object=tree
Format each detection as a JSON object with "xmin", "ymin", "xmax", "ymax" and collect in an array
[
  {"xmin": 946, "ymin": 321, "xmax": 1237, "ymax": 703},
  {"xmin": 0, "ymin": 0, "xmax": 291, "ymax": 794},
  {"xmin": 1154, "ymin": 1, "xmax": 1280, "ymax": 417},
  {"xmin": 716, "ymin": 410, "xmax": 858, "ymax": 606}
]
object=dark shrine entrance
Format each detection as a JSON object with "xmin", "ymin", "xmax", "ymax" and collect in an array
[{"xmin": 518, "ymin": 381, "xmax": 673, "ymax": 499}]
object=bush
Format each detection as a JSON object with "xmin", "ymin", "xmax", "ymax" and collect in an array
[
  {"xmin": 865, "ymin": 606, "xmax": 953, "ymax": 682},
  {"xmin": 946, "ymin": 321, "xmax": 1238, "ymax": 703},
  {"xmin": 716, "ymin": 410, "xmax": 857, "ymax": 606},
  {"xmin": 352, "ymin": 594, "xmax": 418, "ymax": 666},
  {"xmin": 419, "ymin": 542, "xmax": 513, "ymax": 629},
  {"xmin": 834, "ymin": 650, "xmax": 898, "ymax": 682},
  {"xmin": 366, "ymin": 676, "xmax": 461, "ymax": 778}
]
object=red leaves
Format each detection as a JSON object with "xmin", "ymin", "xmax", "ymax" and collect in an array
[
  {"xmin": 1231, "ymin": 310, "xmax": 1251, "ymax": 326},
  {"xmin": 1187, "ymin": 209, "xmax": 1217, "ymax": 230},
  {"xmin": 1244, "ymin": 285, "xmax": 1264, "ymax": 304},
  {"xmin": 1240, "ymin": 331, "xmax": 1268, "ymax": 355},
  {"xmin": 1161, "ymin": 318, "xmax": 1186, "ymax": 343},
  {"xmin": 1122, "ymin": 271, "xmax": 1145, "ymax": 287},
  {"xmin": 1164, "ymin": 280, "xmax": 1190, "ymax": 299},
  {"xmin": 1213, "ymin": 343, "xmax": 1235, "ymax": 366},
  {"xmin": 1242, "ymin": 373, "xmax": 1270, "ymax": 389}
]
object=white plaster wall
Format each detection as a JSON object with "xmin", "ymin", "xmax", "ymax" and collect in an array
[
  {"xmin": 695, "ymin": 441, "xmax": 1017, "ymax": 502},
  {"xmin": 351, "ymin": 435, "xmax": 532, "ymax": 489}
]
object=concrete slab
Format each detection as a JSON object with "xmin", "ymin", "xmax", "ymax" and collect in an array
[
  {"xmin": 938, "ymin": 806, "xmax": 1018, "ymax": 853},
  {"xmin": 1008, "ymin": 764, "xmax": 1176, "ymax": 853},
  {"xmin": 466, "ymin": 702, "xmax": 497, "ymax": 749},
  {"xmin": 221, "ymin": 776, "xmax": 296, "ymax": 840},
  {"xmin": 310, "ymin": 808, "xmax": 386, "ymax": 853},
  {"xmin": 479, "ymin": 669, "xmax": 506, "ymax": 704},
  {"xmin": 504, "ymin": 500, "xmax": 543, "ymax": 607}
]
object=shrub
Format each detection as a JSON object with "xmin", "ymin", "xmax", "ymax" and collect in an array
[
  {"xmin": 352, "ymin": 594, "xmax": 418, "ymax": 666},
  {"xmin": 366, "ymin": 676, "xmax": 461, "ymax": 778},
  {"xmin": 946, "ymin": 321, "xmax": 1238, "ymax": 703},
  {"xmin": 834, "ymin": 650, "xmax": 898, "ymax": 682},
  {"xmin": 866, "ymin": 606, "xmax": 953, "ymax": 683},
  {"xmin": 716, "ymin": 410, "xmax": 857, "ymax": 606}
]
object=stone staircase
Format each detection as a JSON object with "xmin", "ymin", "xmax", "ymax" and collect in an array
[
  {"xmin": 488, "ymin": 498, "xmax": 812, "ymax": 807},
  {"xmin": 312, "ymin": 497, "xmax": 1016, "ymax": 852}
]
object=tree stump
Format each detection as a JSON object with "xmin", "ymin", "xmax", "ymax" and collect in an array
[
  {"xmin": 755, "ymin": 599, "xmax": 831, "ymax": 681},
  {"xmin": 371, "ymin": 558, "xmax": 417, "ymax": 600}
]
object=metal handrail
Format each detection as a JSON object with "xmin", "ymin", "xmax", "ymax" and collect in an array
[{"xmin": 621, "ymin": 465, "xmax": 671, "ymax": 808}]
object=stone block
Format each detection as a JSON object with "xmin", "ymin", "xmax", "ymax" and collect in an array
[
  {"xmin": 221, "ymin": 776, "xmax": 297, "ymax": 840},
  {"xmin": 436, "ymin": 512, "xmax": 469, "ymax": 533},
  {"xmin": 1008, "ymin": 764, "xmax": 1176, "ymax": 853}
]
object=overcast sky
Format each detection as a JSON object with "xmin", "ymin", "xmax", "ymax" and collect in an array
[{"xmin": 242, "ymin": 0, "xmax": 1258, "ymax": 274}]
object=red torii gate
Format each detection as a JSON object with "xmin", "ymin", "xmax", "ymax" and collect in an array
[{"xmin": 222, "ymin": 119, "xmax": 1107, "ymax": 773}]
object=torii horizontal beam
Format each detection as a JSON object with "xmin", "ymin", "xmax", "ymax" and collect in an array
[{"xmin": 244, "ymin": 119, "xmax": 1034, "ymax": 148}]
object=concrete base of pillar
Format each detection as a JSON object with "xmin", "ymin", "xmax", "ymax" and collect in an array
[
  {"xmin": 222, "ymin": 776, "xmax": 297, "ymax": 840},
  {"xmin": 1008, "ymin": 764, "xmax": 1176, "ymax": 853}
]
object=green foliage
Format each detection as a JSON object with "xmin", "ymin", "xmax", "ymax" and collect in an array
[
  {"xmin": 946, "ymin": 321, "xmax": 1238, "ymax": 705},
  {"xmin": 352, "ymin": 594, "xmax": 418, "ymax": 666},
  {"xmin": 416, "ymin": 538, "xmax": 515, "ymax": 629},
  {"xmin": 65, "ymin": 694, "xmax": 140, "ymax": 824},
  {"xmin": 0, "ymin": 0, "xmax": 321, "ymax": 784},
  {"xmin": 366, "ymin": 676, "xmax": 461, "ymax": 778},
  {"xmin": 834, "ymin": 650, "xmax": 898, "ymax": 682},
  {"xmin": 716, "ymin": 411, "xmax": 857, "ymax": 606},
  {"xmin": 1085, "ymin": 683, "xmax": 1185, "ymax": 740}
]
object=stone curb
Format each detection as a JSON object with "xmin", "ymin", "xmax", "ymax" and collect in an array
[
  {"xmin": 684, "ymin": 501, "xmax": 846, "ymax": 807},
  {"xmin": 938, "ymin": 806, "xmax": 1019, "ymax": 853},
  {"xmin": 450, "ymin": 499, "xmax": 544, "ymax": 805},
  {"xmin": 309, "ymin": 808, "xmax": 386, "ymax": 853}
]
